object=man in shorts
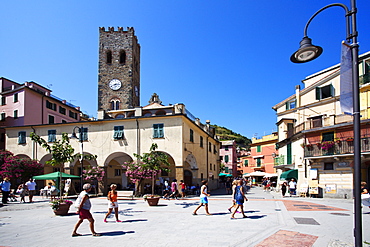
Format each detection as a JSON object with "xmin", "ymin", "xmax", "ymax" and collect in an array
[{"xmin": 25, "ymin": 178, "xmax": 36, "ymax": 203}]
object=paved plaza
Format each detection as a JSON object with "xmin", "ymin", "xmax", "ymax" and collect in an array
[{"xmin": 1, "ymin": 186, "xmax": 369, "ymax": 247}]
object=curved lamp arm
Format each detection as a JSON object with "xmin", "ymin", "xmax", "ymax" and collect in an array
[{"xmin": 291, "ymin": 3, "xmax": 354, "ymax": 63}]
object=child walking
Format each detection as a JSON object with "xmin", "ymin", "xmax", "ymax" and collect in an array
[
  {"xmin": 104, "ymin": 184, "xmax": 121, "ymax": 223},
  {"xmin": 192, "ymin": 180, "xmax": 212, "ymax": 216},
  {"xmin": 17, "ymin": 183, "xmax": 28, "ymax": 203}
]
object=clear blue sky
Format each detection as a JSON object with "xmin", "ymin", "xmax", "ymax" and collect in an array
[{"xmin": 1, "ymin": 0, "xmax": 370, "ymax": 138}]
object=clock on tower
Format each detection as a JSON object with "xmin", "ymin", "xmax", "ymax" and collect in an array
[{"xmin": 97, "ymin": 27, "xmax": 140, "ymax": 118}]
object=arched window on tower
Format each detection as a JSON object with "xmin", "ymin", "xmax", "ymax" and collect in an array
[
  {"xmin": 106, "ymin": 50, "xmax": 112, "ymax": 64},
  {"xmin": 110, "ymin": 99, "xmax": 121, "ymax": 110},
  {"xmin": 119, "ymin": 50, "xmax": 126, "ymax": 64}
]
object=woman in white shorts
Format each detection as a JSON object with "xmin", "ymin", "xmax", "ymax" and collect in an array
[{"xmin": 104, "ymin": 184, "xmax": 121, "ymax": 222}]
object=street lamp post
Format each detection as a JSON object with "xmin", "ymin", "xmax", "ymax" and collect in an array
[
  {"xmin": 290, "ymin": 1, "xmax": 361, "ymax": 246},
  {"xmin": 70, "ymin": 126, "xmax": 84, "ymax": 192}
]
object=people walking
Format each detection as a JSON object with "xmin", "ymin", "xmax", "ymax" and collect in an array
[
  {"xmin": 25, "ymin": 178, "xmax": 36, "ymax": 203},
  {"xmin": 361, "ymin": 181, "xmax": 370, "ymax": 208},
  {"xmin": 281, "ymin": 182, "xmax": 287, "ymax": 197},
  {"xmin": 288, "ymin": 178, "xmax": 297, "ymax": 196},
  {"xmin": 17, "ymin": 183, "xmax": 28, "ymax": 203},
  {"xmin": 179, "ymin": 180, "xmax": 186, "ymax": 198},
  {"xmin": 104, "ymin": 184, "xmax": 121, "ymax": 223},
  {"xmin": 72, "ymin": 183, "xmax": 101, "ymax": 237},
  {"xmin": 0, "ymin": 177, "xmax": 11, "ymax": 204},
  {"xmin": 170, "ymin": 179, "xmax": 179, "ymax": 199},
  {"xmin": 230, "ymin": 180, "xmax": 248, "ymax": 219},
  {"xmin": 192, "ymin": 180, "xmax": 212, "ymax": 216},
  {"xmin": 228, "ymin": 180, "xmax": 239, "ymax": 213}
]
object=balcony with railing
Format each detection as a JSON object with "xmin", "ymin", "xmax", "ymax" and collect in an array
[
  {"xmin": 359, "ymin": 73, "xmax": 370, "ymax": 85},
  {"xmin": 303, "ymin": 137, "xmax": 370, "ymax": 158},
  {"xmin": 286, "ymin": 112, "xmax": 369, "ymax": 139}
]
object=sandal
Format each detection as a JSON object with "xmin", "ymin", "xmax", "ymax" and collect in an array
[
  {"xmin": 92, "ymin": 233, "xmax": 101, "ymax": 237},
  {"xmin": 72, "ymin": 233, "xmax": 82, "ymax": 237}
]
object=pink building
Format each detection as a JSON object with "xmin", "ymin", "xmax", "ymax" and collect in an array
[
  {"xmin": 220, "ymin": 140, "xmax": 238, "ymax": 177},
  {"xmin": 0, "ymin": 77, "xmax": 81, "ymax": 149}
]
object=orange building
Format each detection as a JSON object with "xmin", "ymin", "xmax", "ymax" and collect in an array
[{"xmin": 239, "ymin": 132, "xmax": 278, "ymax": 177}]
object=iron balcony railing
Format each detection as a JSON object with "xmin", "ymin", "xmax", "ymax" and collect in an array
[{"xmin": 303, "ymin": 137, "xmax": 370, "ymax": 157}]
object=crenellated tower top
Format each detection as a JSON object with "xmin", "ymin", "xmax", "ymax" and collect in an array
[{"xmin": 99, "ymin": 26, "xmax": 135, "ymax": 33}]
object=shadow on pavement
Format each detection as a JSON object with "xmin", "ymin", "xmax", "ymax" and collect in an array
[
  {"xmin": 174, "ymin": 202, "xmax": 199, "ymax": 208},
  {"xmin": 247, "ymin": 215, "xmax": 267, "ymax": 219},
  {"xmin": 100, "ymin": 230, "xmax": 135, "ymax": 236}
]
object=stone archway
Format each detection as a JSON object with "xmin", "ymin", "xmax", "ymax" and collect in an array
[
  {"xmin": 184, "ymin": 170, "xmax": 192, "ymax": 187},
  {"xmin": 104, "ymin": 152, "xmax": 133, "ymax": 192}
]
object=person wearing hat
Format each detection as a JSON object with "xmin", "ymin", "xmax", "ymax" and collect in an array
[{"xmin": 0, "ymin": 177, "xmax": 11, "ymax": 204}]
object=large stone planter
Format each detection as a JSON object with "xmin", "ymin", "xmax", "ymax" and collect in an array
[
  {"xmin": 146, "ymin": 197, "xmax": 160, "ymax": 206},
  {"xmin": 54, "ymin": 203, "xmax": 71, "ymax": 216}
]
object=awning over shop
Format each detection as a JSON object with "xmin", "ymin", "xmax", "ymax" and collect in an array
[{"xmin": 279, "ymin": 169, "xmax": 298, "ymax": 181}]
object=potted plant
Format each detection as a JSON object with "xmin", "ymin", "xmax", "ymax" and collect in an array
[
  {"xmin": 30, "ymin": 132, "xmax": 97, "ymax": 214},
  {"xmin": 50, "ymin": 199, "xmax": 73, "ymax": 215},
  {"xmin": 321, "ymin": 141, "xmax": 335, "ymax": 150},
  {"xmin": 122, "ymin": 143, "xmax": 170, "ymax": 206},
  {"xmin": 335, "ymin": 138, "xmax": 342, "ymax": 144}
]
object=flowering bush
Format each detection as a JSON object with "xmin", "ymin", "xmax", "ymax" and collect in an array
[
  {"xmin": 83, "ymin": 166, "xmax": 105, "ymax": 182},
  {"xmin": 0, "ymin": 151, "xmax": 43, "ymax": 181},
  {"xmin": 321, "ymin": 141, "xmax": 335, "ymax": 150},
  {"xmin": 122, "ymin": 143, "xmax": 170, "ymax": 196},
  {"xmin": 50, "ymin": 199, "xmax": 73, "ymax": 210}
]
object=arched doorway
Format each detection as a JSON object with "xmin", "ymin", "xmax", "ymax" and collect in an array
[{"xmin": 184, "ymin": 170, "xmax": 192, "ymax": 187}]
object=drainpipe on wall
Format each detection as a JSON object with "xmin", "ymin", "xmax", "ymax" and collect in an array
[
  {"xmin": 41, "ymin": 95, "xmax": 45, "ymax": 124},
  {"xmin": 206, "ymin": 136, "xmax": 209, "ymax": 182},
  {"xmin": 136, "ymin": 118, "xmax": 140, "ymax": 157},
  {"xmin": 31, "ymin": 126, "xmax": 36, "ymax": 160}
]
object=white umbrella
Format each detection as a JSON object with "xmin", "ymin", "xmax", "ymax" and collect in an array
[
  {"xmin": 263, "ymin": 173, "xmax": 278, "ymax": 178},
  {"xmin": 248, "ymin": 171, "xmax": 266, "ymax": 177}
]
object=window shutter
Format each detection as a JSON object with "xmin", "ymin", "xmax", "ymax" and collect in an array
[
  {"xmin": 153, "ymin": 124, "xmax": 158, "ymax": 138},
  {"xmin": 316, "ymin": 87, "xmax": 321, "ymax": 100},
  {"xmin": 330, "ymin": 84, "xmax": 334, "ymax": 97}
]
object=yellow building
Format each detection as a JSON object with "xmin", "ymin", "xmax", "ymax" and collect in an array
[{"xmin": 5, "ymin": 98, "xmax": 220, "ymax": 194}]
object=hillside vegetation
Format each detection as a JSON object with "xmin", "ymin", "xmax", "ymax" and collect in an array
[{"xmin": 212, "ymin": 124, "xmax": 251, "ymax": 150}]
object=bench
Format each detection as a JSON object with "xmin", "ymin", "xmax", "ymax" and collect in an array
[{"xmin": 116, "ymin": 190, "xmax": 134, "ymax": 200}]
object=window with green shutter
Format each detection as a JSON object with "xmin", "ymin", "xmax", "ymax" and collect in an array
[
  {"xmin": 113, "ymin": 126, "xmax": 124, "ymax": 140},
  {"xmin": 244, "ymin": 160, "xmax": 248, "ymax": 167},
  {"xmin": 80, "ymin": 127, "xmax": 88, "ymax": 141},
  {"xmin": 257, "ymin": 145, "xmax": 261, "ymax": 152},
  {"xmin": 225, "ymin": 155, "xmax": 229, "ymax": 163},
  {"xmin": 18, "ymin": 131, "xmax": 26, "ymax": 144},
  {"xmin": 200, "ymin": 136, "xmax": 203, "ymax": 147},
  {"xmin": 256, "ymin": 158, "xmax": 261, "ymax": 167},
  {"xmin": 190, "ymin": 129, "xmax": 194, "ymax": 142},
  {"xmin": 287, "ymin": 143, "xmax": 292, "ymax": 164},
  {"xmin": 316, "ymin": 84, "xmax": 334, "ymax": 100},
  {"xmin": 153, "ymin": 124, "xmax": 164, "ymax": 138},
  {"xmin": 48, "ymin": 130, "xmax": 56, "ymax": 142}
]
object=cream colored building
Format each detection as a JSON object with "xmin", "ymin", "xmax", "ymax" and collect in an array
[
  {"xmin": 273, "ymin": 51, "xmax": 370, "ymax": 198},
  {"xmin": 5, "ymin": 99, "xmax": 220, "ymax": 194}
]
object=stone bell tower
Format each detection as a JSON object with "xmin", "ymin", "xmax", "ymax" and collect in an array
[{"xmin": 97, "ymin": 27, "xmax": 140, "ymax": 118}]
